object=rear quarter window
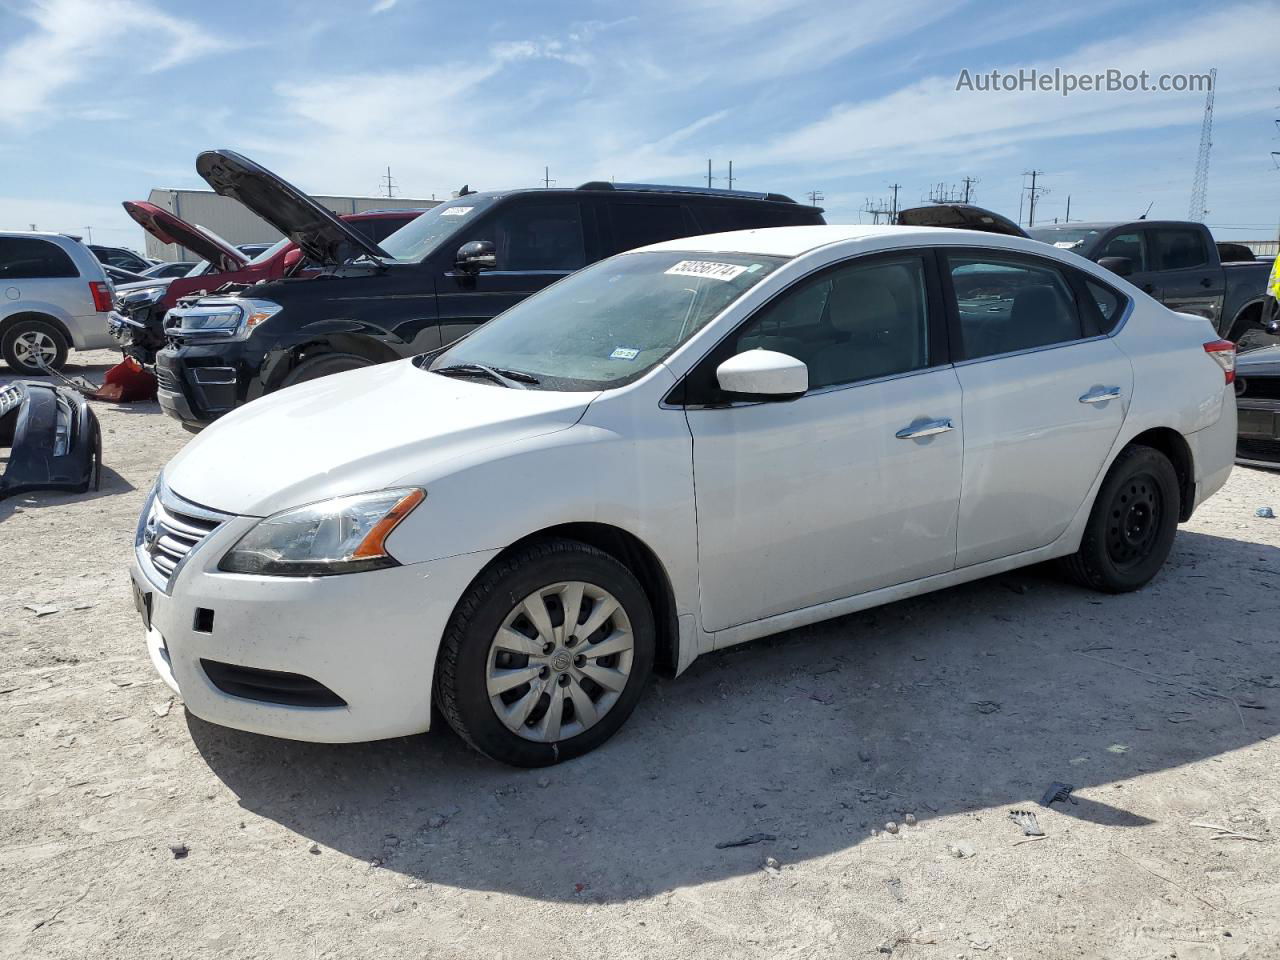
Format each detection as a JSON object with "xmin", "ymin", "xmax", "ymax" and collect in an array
[
  {"xmin": 0, "ymin": 237, "xmax": 79, "ymax": 279},
  {"xmin": 607, "ymin": 202, "xmax": 699, "ymax": 253},
  {"xmin": 1082, "ymin": 275, "xmax": 1129, "ymax": 334},
  {"xmin": 692, "ymin": 203, "xmax": 823, "ymax": 233}
]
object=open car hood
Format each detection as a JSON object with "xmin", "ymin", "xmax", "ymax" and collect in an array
[
  {"xmin": 122, "ymin": 201, "xmax": 247, "ymax": 273},
  {"xmin": 196, "ymin": 149, "xmax": 388, "ymax": 266},
  {"xmin": 896, "ymin": 203, "xmax": 1029, "ymax": 238}
]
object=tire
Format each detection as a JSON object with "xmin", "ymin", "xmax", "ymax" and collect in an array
[
  {"xmin": 435, "ymin": 538, "xmax": 656, "ymax": 767},
  {"xmin": 279, "ymin": 352, "xmax": 374, "ymax": 388},
  {"xmin": 2, "ymin": 318, "xmax": 69, "ymax": 374},
  {"xmin": 1059, "ymin": 445, "xmax": 1180, "ymax": 593}
]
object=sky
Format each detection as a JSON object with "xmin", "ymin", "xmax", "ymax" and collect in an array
[{"xmin": 1, "ymin": 0, "xmax": 1277, "ymax": 253}]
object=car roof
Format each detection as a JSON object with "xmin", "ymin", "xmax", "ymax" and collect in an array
[
  {"xmin": 451, "ymin": 187, "xmax": 808, "ymax": 208},
  {"xmin": 638, "ymin": 223, "xmax": 1054, "ymax": 258}
]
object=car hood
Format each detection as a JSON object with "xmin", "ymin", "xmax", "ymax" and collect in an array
[
  {"xmin": 196, "ymin": 149, "xmax": 388, "ymax": 266},
  {"xmin": 123, "ymin": 201, "xmax": 247, "ymax": 273},
  {"xmin": 1236, "ymin": 344, "xmax": 1280, "ymax": 374},
  {"xmin": 114, "ymin": 277, "xmax": 173, "ymax": 297},
  {"xmin": 896, "ymin": 203, "xmax": 1030, "ymax": 238},
  {"xmin": 163, "ymin": 359, "xmax": 598, "ymax": 517}
]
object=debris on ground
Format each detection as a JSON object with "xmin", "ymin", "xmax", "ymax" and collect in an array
[
  {"xmin": 24, "ymin": 605, "xmax": 60, "ymax": 617},
  {"xmin": 884, "ymin": 821, "xmax": 899, "ymax": 834},
  {"xmin": 1040, "ymin": 782, "xmax": 1075, "ymax": 807},
  {"xmin": 1256, "ymin": 507, "xmax": 1275, "ymax": 519},
  {"xmin": 1190, "ymin": 821, "xmax": 1264, "ymax": 842},
  {"xmin": 947, "ymin": 842, "xmax": 976, "ymax": 858},
  {"xmin": 152, "ymin": 698, "xmax": 173, "ymax": 718},
  {"xmin": 904, "ymin": 813, "xmax": 917, "ymax": 826},
  {"xmin": 1008, "ymin": 809, "xmax": 1044, "ymax": 836},
  {"xmin": 972, "ymin": 700, "xmax": 1001, "ymax": 714},
  {"xmin": 715, "ymin": 833, "xmax": 776, "ymax": 849},
  {"xmin": 1107, "ymin": 743, "xmax": 1129, "ymax": 754},
  {"xmin": 536, "ymin": 775, "xmax": 550, "ymax": 788},
  {"xmin": 168, "ymin": 843, "xmax": 188, "ymax": 860},
  {"xmin": 762, "ymin": 857, "xmax": 781, "ymax": 876},
  {"xmin": 308, "ymin": 842, "xmax": 321, "ymax": 854}
]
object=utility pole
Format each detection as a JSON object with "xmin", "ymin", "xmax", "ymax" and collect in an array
[
  {"xmin": 1022, "ymin": 170, "xmax": 1048, "ymax": 227},
  {"xmin": 379, "ymin": 166, "xmax": 399, "ymax": 199},
  {"xmin": 862, "ymin": 197, "xmax": 895, "ymax": 224},
  {"xmin": 806, "ymin": 189, "xmax": 825, "ymax": 207},
  {"xmin": 961, "ymin": 176, "xmax": 978, "ymax": 203},
  {"xmin": 889, "ymin": 183, "xmax": 901, "ymax": 219},
  {"xmin": 726, "ymin": 160, "xmax": 735, "ymax": 190},
  {"xmin": 543, "ymin": 166, "xmax": 555, "ymax": 189},
  {"xmin": 1065, "ymin": 194, "xmax": 1072, "ymax": 222},
  {"xmin": 85, "ymin": 226, "xmax": 93, "ymax": 243},
  {"xmin": 706, "ymin": 159, "xmax": 714, "ymax": 189}
]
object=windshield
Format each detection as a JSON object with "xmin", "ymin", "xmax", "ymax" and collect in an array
[
  {"xmin": 184, "ymin": 260, "xmax": 213, "ymax": 278},
  {"xmin": 1028, "ymin": 226, "xmax": 1106, "ymax": 254},
  {"xmin": 379, "ymin": 195, "xmax": 500, "ymax": 262},
  {"xmin": 427, "ymin": 250, "xmax": 788, "ymax": 390}
]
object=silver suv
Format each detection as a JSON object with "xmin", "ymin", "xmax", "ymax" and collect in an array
[{"xmin": 1, "ymin": 232, "xmax": 116, "ymax": 374}]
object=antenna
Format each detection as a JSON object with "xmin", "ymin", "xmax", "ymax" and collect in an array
[
  {"xmin": 862, "ymin": 196, "xmax": 895, "ymax": 224},
  {"xmin": 1138, "ymin": 201, "xmax": 1154, "ymax": 220},
  {"xmin": 1188, "ymin": 67, "xmax": 1216, "ymax": 221}
]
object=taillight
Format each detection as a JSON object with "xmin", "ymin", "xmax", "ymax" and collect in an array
[
  {"xmin": 1203, "ymin": 339, "xmax": 1235, "ymax": 384},
  {"xmin": 89, "ymin": 281, "xmax": 113, "ymax": 312}
]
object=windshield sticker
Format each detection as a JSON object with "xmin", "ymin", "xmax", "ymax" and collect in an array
[
  {"xmin": 610, "ymin": 347, "xmax": 640, "ymax": 361},
  {"xmin": 1054, "ymin": 240, "xmax": 1082, "ymax": 249},
  {"xmin": 441, "ymin": 206, "xmax": 474, "ymax": 217},
  {"xmin": 665, "ymin": 260, "xmax": 748, "ymax": 282}
]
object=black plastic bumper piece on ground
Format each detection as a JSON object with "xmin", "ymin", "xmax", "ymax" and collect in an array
[
  {"xmin": 200, "ymin": 659, "xmax": 348, "ymax": 708},
  {"xmin": 0, "ymin": 380, "xmax": 101, "ymax": 500}
]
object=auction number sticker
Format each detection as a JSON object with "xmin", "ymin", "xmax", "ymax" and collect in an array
[
  {"xmin": 441, "ymin": 206, "xmax": 474, "ymax": 217},
  {"xmin": 610, "ymin": 347, "xmax": 640, "ymax": 360},
  {"xmin": 665, "ymin": 260, "xmax": 748, "ymax": 282}
]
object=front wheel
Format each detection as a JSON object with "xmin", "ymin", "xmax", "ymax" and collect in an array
[
  {"xmin": 435, "ymin": 539, "xmax": 655, "ymax": 767},
  {"xmin": 1059, "ymin": 445, "xmax": 1180, "ymax": 593},
  {"xmin": 279, "ymin": 352, "xmax": 374, "ymax": 388}
]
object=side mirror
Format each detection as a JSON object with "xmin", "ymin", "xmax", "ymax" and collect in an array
[
  {"xmin": 715, "ymin": 349, "xmax": 808, "ymax": 399},
  {"xmin": 282, "ymin": 248, "xmax": 304, "ymax": 271},
  {"xmin": 1097, "ymin": 256, "xmax": 1134, "ymax": 278},
  {"xmin": 456, "ymin": 240, "xmax": 496, "ymax": 274}
]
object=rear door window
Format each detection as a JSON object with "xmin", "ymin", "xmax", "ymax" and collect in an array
[
  {"xmin": 0, "ymin": 237, "xmax": 79, "ymax": 278},
  {"xmin": 693, "ymin": 203, "xmax": 820, "ymax": 232},
  {"xmin": 607, "ymin": 202, "xmax": 698, "ymax": 254},
  {"xmin": 1150, "ymin": 228, "xmax": 1210, "ymax": 270},
  {"xmin": 492, "ymin": 201, "xmax": 586, "ymax": 271},
  {"xmin": 945, "ymin": 253, "xmax": 1084, "ymax": 360}
]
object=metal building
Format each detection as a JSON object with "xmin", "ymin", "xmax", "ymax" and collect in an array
[{"xmin": 143, "ymin": 189, "xmax": 440, "ymax": 261}]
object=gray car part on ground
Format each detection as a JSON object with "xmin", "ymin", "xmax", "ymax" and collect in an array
[{"xmin": 0, "ymin": 380, "xmax": 101, "ymax": 499}]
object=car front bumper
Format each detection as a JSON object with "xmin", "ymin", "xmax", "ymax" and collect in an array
[
  {"xmin": 130, "ymin": 510, "xmax": 498, "ymax": 743},
  {"xmin": 155, "ymin": 342, "xmax": 252, "ymax": 427}
]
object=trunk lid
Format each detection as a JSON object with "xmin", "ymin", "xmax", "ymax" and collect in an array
[
  {"xmin": 122, "ymin": 201, "xmax": 247, "ymax": 273},
  {"xmin": 196, "ymin": 149, "xmax": 389, "ymax": 266}
]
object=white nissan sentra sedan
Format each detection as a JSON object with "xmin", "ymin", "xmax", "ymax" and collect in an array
[{"xmin": 131, "ymin": 225, "xmax": 1236, "ymax": 766}]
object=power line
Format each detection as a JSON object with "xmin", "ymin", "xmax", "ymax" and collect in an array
[
  {"xmin": 806, "ymin": 189, "xmax": 825, "ymax": 206},
  {"xmin": 1022, "ymin": 170, "xmax": 1049, "ymax": 227},
  {"xmin": 379, "ymin": 166, "xmax": 399, "ymax": 199}
]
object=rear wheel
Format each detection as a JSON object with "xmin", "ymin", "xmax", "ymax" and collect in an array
[
  {"xmin": 279, "ymin": 352, "xmax": 374, "ymax": 388},
  {"xmin": 2, "ymin": 318, "xmax": 69, "ymax": 374},
  {"xmin": 435, "ymin": 539, "xmax": 655, "ymax": 767},
  {"xmin": 1060, "ymin": 445, "xmax": 1180, "ymax": 593}
]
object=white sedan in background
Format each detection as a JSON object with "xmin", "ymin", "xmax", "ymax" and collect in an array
[{"xmin": 130, "ymin": 225, "xmax": 1236, "ymax": 766}]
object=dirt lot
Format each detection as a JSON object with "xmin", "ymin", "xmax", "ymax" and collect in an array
[{"xmin": 2, "ymin": 350, "xmax": 1279, "ymax": 960}]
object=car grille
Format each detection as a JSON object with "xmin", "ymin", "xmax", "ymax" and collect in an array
[
  {"xmin": 139, "ymin": 485, "xmax": 229, "ymax": 591},
  {"xmin": 1237, "ymin": 438, "xmax": 1280, "ymax": 464},
  {"xmin": 1236, "ymin": 376, "xmax": 1280, "ymax": 401},
  {"xmin": 0, "ymin": 382, "xmax": 24, "ymax": 418}
]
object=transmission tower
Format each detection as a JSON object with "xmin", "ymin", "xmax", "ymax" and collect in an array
[{"xmin": 1188, "ymin": 67, "xmax": 1217, "ymax": 222}]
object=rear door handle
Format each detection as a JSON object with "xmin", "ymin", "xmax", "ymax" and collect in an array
[
  {"xmin": 896, "ymin": 417, "xmax": 954, "ymax": 439},
  {"xmin": 1079, "ymin": 387, "xmax": 1122, "ymax": 404}
]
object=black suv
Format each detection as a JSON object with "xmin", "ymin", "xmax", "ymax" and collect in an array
[{"xmin": 156, "ymin": 150, "xmax": 825, "ymax": 426}]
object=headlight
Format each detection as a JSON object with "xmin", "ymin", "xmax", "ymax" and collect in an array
[
  {"xmin": 218, "ymin": 488, "xmax": 425, "ymax": 576},
  {"xmin": 166, "ymin": 298, "xmax": 282, "ymax": 340},
  {"xmin": 123, "ymin": 285, "xmax": 167, "ymax": 303}
]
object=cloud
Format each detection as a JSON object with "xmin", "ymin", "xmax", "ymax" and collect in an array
[
  {"xmin": 370, "ymin": 0, "xmax": 398, "ymax": 12},
  {"xmin": 0, "ymin": 0, "xmax": 238, "ymax": 125}
]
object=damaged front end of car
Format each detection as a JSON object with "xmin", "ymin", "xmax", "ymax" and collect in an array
[{"xmin": 0, "ymin": 380, "xmax": 101, "ymax": 500}]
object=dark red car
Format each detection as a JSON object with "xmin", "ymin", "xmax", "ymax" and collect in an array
[{"xmin": 110, "ymin": 202, "xmax": 424, "ymax": 363}]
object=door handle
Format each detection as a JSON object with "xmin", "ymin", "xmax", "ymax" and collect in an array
[
  {"xmin": 896, "ymin": 417, "xmax": 954, "ymax": 439},
  {"xmin": 1079, "ymin": 387, "xmax": 1122, "ymax": 404},
  {"xmin": 1199, "ymin": 277, "xmax": 1213, "ymax": 288}
]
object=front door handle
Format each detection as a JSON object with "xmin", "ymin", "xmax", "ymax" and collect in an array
[
  {"xmin": 896, "ymin": 417, "xmax": 954, "ymax": 439},
  {"xmin": 1200, "ymin": 277, "xmax": 1213, "ymax": 288},
  {"xmin": 1079, "ymin": 387, "xmax": 1122, "ymax": 404}
]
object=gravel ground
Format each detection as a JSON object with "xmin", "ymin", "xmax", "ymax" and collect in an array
[{"xmin": 2, "ymin": 350, "xmax": 1279, "ymax": 960}]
